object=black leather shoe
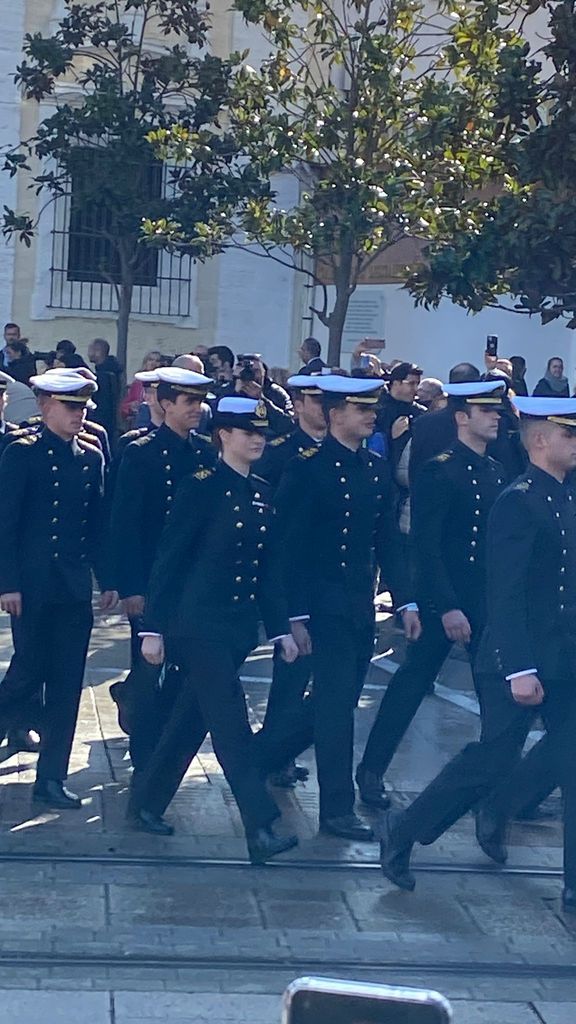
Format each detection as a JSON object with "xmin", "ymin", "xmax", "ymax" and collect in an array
[
  {"xmin": 515, "ymin": 804, "xmax": 558, "ymax": 822},
  {"xmin": 562, "ymin": 888, "xmax": 576, "ymax": 913},
  {"xmin": 8, "ymin": 729, "xmax": 40, "ymax": 753},
  {"xmin": 33, "ymin": 780, "xmax": 81, "ymax": 810},
  {"xmin": 379, "ymin": 808, "xmax": 415, "ymax": 891},
  {"xmin": 355, "ymin": 764, "xmax": 391, "ymax": 810},
  {"xmin": 247, "ymin": 826, "xmax": 298, "ymax": 865},
  {"xmin": 109, "ymin": 680, "xmax": 134, "ymax": 735},
  {"xmin": 269, "ymin": 761, "xmax": 310, "ymax": 787},
  {"xmin": 320, "ymin": 813, "xmax": 374, "ymax": 842},
  {"xmin": 129, "ymin": 809, "xmax": 174, "ymax": 836},
  {"xmin": 268, "ymin": 767, "xmax": 297, "ymax": 788},
  {"xmin": 475, "ymin": 806, "xmax": 508, "ymax": 865}
]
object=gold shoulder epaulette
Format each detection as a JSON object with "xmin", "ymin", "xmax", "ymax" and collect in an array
[
  {"xmin": 434, "ymin": 452, "xmax": 452, "ymax": 463},
  {"xmin": 270, "ymin": 434, "xmax": 289, "ymax": 448},
  {"xmin": 194, "ymin": 467, "xmax": 214, "ymax": 481},
  {"xmin": 13, "ymin": 429, "xmax": 39, "ymax": 445},
  {"xmin": 513, "ymin": 480, "xmax": 531, "ymax": 492},
  {"xmin": 300, "ymin": 446, "xmax": 319, "ymax": 459}
]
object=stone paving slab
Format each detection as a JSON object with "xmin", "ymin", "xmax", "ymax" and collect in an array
[
  {"xmin": 533, "ymin": 1004, "xmax": 576, "ymax": 1024},
  {"xmin": 114, "ymin": 991, "xmax": 280, "ymax": 1021},
  {"xmin": 0, "ymin": 990, "xmax": 110, "ymax": 1022},
  {"xmin": 449, "ymin": 1004, "xmax": 539, "ymax": 1023}
]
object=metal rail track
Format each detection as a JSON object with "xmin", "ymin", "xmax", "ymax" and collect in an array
[
  {"xmin": 0, "ymin": 850, "xmax": 563, "ymax": 877},
  {"xmin": 0, "ymin": 950, "xmax": 573, "ymax": 979}
]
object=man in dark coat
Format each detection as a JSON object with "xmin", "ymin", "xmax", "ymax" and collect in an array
[
  {"xmin": 379, "ymin": 397, "xmax": 576, "ymax": 914},
  {"xmin": 110, "ymin": 367, "xmax": 216, "ymax": 768},
  {"xmin": 0, "ymin": 370, "xmax": 117, "ymax": 808},
  {"xmin": 356, "ymin": 380, "xmax": 507, "ymax": 809},
  {"xmin": 297, "ymin": 337, "xmax": 326, "ymax": 375},
  {"xmin": 272, "ymin": 374, "xmax": 421, "ymax": 840}
]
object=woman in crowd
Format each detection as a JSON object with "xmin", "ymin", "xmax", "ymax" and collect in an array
[{"xmin": 533, "ymin": 356, "xmax": 570, "ymax": 398}]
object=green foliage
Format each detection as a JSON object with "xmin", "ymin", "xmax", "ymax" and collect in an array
[
  {"xmin": 409, "ymin": 0, "xmax": 576, "ymax": 328},
  {"xmin": 145, "ymin": 0, "xmax": 545, "ymax": 359},
  {"xmin": 4, "ymin": 0, "xmax": 266, "ymax": 360}
]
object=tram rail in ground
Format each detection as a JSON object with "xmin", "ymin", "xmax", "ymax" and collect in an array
[
  {"xmin": 0, "ymin": 849, "xmax": 562, "ymax": 877},
  {"xmin": 0, "ymin": 950, "xmax": 572, "ymax": 980}
]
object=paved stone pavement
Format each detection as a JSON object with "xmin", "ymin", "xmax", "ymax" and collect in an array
[{"xmin": 0, "ymin": 606, "xmax": 572, "ymax": 1024}]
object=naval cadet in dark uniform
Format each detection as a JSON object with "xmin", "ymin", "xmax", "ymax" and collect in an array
[
  {"xmin": 131, "ymin": 396, "xmax": 300, "ymax": 865},
  {"xmin": 255, "ymin": 375, "xmax": 327, "ymax": 488},
  {"xmin": 0, "ymin": 370, "xmax": 117, "ymax": 808},
  {"xmin": 379, "ymin": 397, "xmax": 576, "ymax": 913},
  {"xmin": 256, "ymin": 374, "xmax": 327, "ymax": 787},
  {"xmin": 18, "ymin": 367, "xmax": 113, "ymax": 465},
  {"xmin": 0, "ymin": 372, "xmax": 41, "ymax": 752},
  {"xmin": 110, "ymin": 366, "xmax": 216, "ymax": 767},
  {"xmin": 106, "ymin": 369, "xmax": 165, "ymax": 502},
  {"xmin": 356, "ymin": 381, "xmax": 508, "ymax": 809},
  {"xmin": 272, "ymin": 374, "xmax": 421, "ymax": 841}
]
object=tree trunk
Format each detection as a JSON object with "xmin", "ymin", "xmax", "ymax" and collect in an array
[
  {"xmin": 327, "ymin": 293, "xmax": 352, "ymax": 366},
  {"xmin": 327, "ymin": 250, "xmax": 355, "ymax": 366},
  {"xmin": 116, "ymin": 279, "xmax": 133, "ymax": 373}
]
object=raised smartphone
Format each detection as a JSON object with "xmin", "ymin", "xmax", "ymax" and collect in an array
[{"xmin": 283, "ymin": 977, "xmax": 452, "ymax": 1024}]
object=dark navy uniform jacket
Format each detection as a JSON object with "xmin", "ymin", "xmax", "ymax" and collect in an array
[
  {"xmin": 144, "ymin": 460, "xmax": 290, "ymax": 646},
  {"xmin": 0, "ymin": 422, "xmax": 19, "ymax": 456},
  {"xmin": 111, "ymin": 422, "xmax": 216, "ymax": 599},
  {"xmin": 255, "ymin": 426, "xmax": 322, "ymax": 491},
  {"xmin": 477, "ymin": 465, "xmax": 576, "ymax": 681},
  {"xmin": 411, "ymin": 441, "xmax": 506, "ymax": 626},
  {"xmin": 274, "ymin": 433, "xmax": 412, "ymax": 626},
  {"xmin": 0, "ymin": 427, "xmax": 110, "ymax": 603}
]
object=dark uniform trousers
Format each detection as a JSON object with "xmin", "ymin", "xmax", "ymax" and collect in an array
[
  {"xmin": 132, "ymin": 635, "xmax": 280, "ymax": 833},
  {"xmin": 311, "ymin": 616, "xmax": 374, "ymax": 819},
  {"xmin": 111, "ymin": 424, "xmax": 215, "ymax": 767},
  {"xmin": 362, "ymin": 607, "xmax": 484, "ymax": 778},
  {"xmin": 0, "ymin": 600, "xmax": 93, "ymax": 780},
  {"xmin": 257, "ymin": 426, "xmax": 322, "ymax": 751},
  {"xmin": 123, "ymin": 614, "xmax": 183, "ymax": 772},
  {"xmin": 394, "ymin": 672, "xmax": 576, "ymax": 886},
  {"xmin": 362, "ymin": 607, "xmax": 557, "ymax": 818},
  {"xmin": 262, "ymin": 651, "xmax": 311, "ymax": 741}
]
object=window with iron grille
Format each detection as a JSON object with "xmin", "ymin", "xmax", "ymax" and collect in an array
[
  {"xmin": 66, "ymin": 149, "xmax": 161, "ymax": 287},
  {"xmin": 49, "ymin": 150, "xmax": 195, "ymax": 319}
]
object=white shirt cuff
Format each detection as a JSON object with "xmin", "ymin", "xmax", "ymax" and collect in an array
[
  {"xmin": 138, "ymin": 632, "xmax": 162, "ymax": 638},
  {"xmin": 506, "ymin": 669, "xmax": 538, "ymax": 680},
  {"xmin": 398, "ymin": 603, "xmax": 419, "ymax": 613},
  {"xmin": 289, "ymin": 615, "xmax": 310, "ymax": 622},
  {"xmin": 269, "ymin": 634, "xmax": 289, "ymax": 643}
]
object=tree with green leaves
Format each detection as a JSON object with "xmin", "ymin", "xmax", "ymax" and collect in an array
[
  {"xmin": 4, "ymin": 0, "xmax": 267, "ymax": 367},
  {"xmin": 144, "ymin": 0, "xmax": 542, "ymax": 364},
  {"xmin": 408, "ymin": 0, "xmax": 576, "ymax": 331}
]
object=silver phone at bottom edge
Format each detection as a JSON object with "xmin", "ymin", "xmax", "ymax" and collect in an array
[{"xmin": 282, "ymin": 976, "xmax": 452, "ymax": 1024}]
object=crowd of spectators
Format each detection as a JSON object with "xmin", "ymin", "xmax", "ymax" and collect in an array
[{"xmin": 1, "ymin": 319, "xmax": 574, "ymax": 466}]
